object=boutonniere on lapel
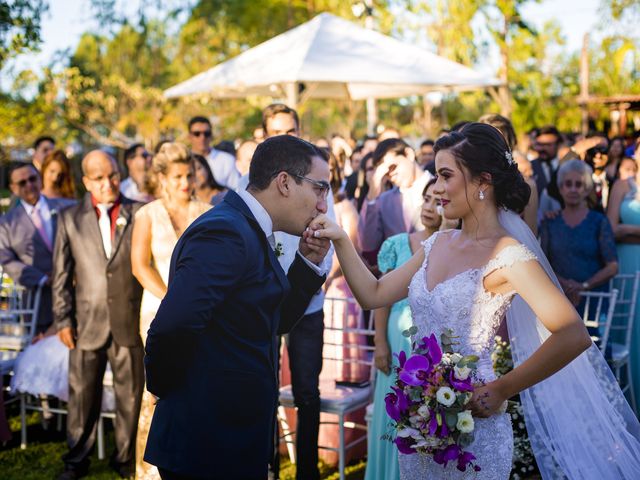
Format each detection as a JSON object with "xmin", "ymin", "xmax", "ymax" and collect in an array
[
  {"xmin": 115, "ymin": 216, "xmax": 128, "ymax": 231},
  {"xmin": 50, "ymin": 209, "xmax": 58, "ymax": 218},
  {"xmin": 275, "ymin": 241, "xmax": 284, "ymax": 258}
]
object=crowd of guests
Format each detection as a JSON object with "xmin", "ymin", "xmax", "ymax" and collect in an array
[{"xmin": 1, "ymin": 104, "xmax": 639, "ymax": 480}]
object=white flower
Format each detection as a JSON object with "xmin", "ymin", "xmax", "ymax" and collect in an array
[
  {"xmin": 115, "ymin": 217, "xmax": 127, "ymax": 228},
  {"xmin": 441, "ymin": 353, "xmax": 451, "ymax": 365},
  {"xmin": 457, "ymin": 410, "xmax": 475, "ymax": 433},
  {"xmin": 436, "ymin": 387, "xmax": 456, "ymax": 407},
  {"xmin": 450, "ymin": 353, "xmax": 463, "ymax": 364},
  {"xmin": 397, "ymin": 427, "xmax": 419, "ymax": 438},
  {"xmin": 417, "ymin": 405, "xmax": 430, "ymax": 418},
  {"xmin": 409, "ymin": 415, "xmax": 422, "ymax": 426},
  {"xmin": 50, "ymin": 209, "xmax": 58, "ymax": 217},
  {"xmin": 454, "ymin": 365, "xmax": 472, "ymax": 381}
]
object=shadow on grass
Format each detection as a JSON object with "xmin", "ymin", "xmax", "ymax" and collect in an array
[{"xmin": 1, "ymin": 401, "xmax": 366, "ymax": 480}]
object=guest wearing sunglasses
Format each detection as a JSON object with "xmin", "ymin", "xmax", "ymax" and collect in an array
[
  {"xmin": 0, "ymin": 162, "xmax": 76, "ymax": 333},
  {"xmin": 187, "ymin": 116, "xmax": 240, "ymax": 190},
  {"xmin": 540, "ymin": 159, "xmax": 618, "ymax": 307}
]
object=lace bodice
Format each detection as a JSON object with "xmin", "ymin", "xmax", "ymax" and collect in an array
[{"xmin": 408, "ymin": 231, "xmax": 537, "ymax": 378}]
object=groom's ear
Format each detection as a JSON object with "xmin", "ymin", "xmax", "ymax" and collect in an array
[{"xmin": 273, "ymin": 171, "xmax": 292, "ymax": 197}]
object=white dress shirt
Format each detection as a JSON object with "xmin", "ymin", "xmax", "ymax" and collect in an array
[
  {"xmin": 120, "ymin": 177, "xmax": 149, "ymax": 202},
  {"xmin": 208, "ymin": 149, "xmax": 241, "ymax": 190}
]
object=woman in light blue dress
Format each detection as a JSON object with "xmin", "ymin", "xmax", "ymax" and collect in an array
[
  {"xmin": 607, "ymin": 166, "xmax": 640, "ymax": 411},
  {"xmin": 365, "ymin": 178, "xmax": 442, "ymax": 480}
]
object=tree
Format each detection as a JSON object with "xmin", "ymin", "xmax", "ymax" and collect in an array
[{"xmin": 0, "ymin": 0, "xmax": 47, "ymax": 68}]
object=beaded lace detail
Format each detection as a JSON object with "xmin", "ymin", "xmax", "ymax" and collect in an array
[{"xmin": 399, "ymin": 231, "xmax": 537, "ymax": 479}]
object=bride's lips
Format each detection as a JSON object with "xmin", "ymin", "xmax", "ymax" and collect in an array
[{"xmin": 440, "ymin": 199, "xmax": 450, "ymax": 207}]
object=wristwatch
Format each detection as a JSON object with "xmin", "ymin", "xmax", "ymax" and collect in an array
[{"xmin": 581, "ymin": 281, "xmax": 590, "ymax": 290}]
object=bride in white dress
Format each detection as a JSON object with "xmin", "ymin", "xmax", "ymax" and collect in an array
[{"xmin": 310, "ymin": 123, "xmax": 640, "ymax": 479}]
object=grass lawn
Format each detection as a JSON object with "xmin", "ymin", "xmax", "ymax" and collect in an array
[{"xmin": 0, "ymin": 400, "xmax": 366, "ymax": 480}]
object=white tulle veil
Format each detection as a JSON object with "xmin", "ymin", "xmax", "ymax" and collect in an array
[{"xmin": 499, "ymin": 209, "xmax": 640, "ymax": 479}]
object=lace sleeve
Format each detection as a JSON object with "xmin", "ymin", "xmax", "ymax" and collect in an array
[{"xmin": 483, "ymin": 243, "xmax": 538, "ymax": 277}]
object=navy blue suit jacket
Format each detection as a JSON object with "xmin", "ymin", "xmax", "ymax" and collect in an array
[{"xmin": 144, "ymin": 190, "xmax": 326, "ymax": 479}]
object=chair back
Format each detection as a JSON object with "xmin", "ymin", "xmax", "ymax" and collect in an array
[
  {"xmin": 609, "ymin": 272, "xmax": 640, "ymax": 350},
  {"xmin": 578, "ymin": 289, "xmax": 618, "ymax": 353},
  {"xmin": 0, "ymin": 278, "xmax": 42, "ymax": 352},
  {"xmin": 322, "ymin": 296, "xmax": 375, "ymax": 386}
]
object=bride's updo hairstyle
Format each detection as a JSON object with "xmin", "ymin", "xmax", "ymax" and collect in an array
[{"xmin": 434, "ymin": 122, "xmax": 530, "ymax": 213}]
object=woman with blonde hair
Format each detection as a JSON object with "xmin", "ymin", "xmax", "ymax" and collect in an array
[
  {"xmin": 41, "ymin": 149, "xmax": 76, "ymax": 199},
  {"xmin": 131, "ymin": 142, "xmax": 211, "ymax": 479}
]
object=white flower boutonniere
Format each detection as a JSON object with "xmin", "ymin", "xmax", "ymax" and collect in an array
[
  {"xmin": 115, "ymin": 217, "xmax": 128, "ymax": 230},
  {"xmin": 274, "ymin": 241, "xmax": 284, "ymax": 258},
  {"xmin": 50, "ymin": 209, "xmax": 58, "ymax": 217}
]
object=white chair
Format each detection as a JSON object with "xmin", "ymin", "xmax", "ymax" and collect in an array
[
  {"xmin": 578, "ymin": 289, "xmax": 618, "ymax": 354},
  {"xmin": 279, "ymin": 296, "xmax": 374, "ymax": 480},
  {"xmin": 608, "ymin": 272, "xmax": 640, "ymax": 412}
]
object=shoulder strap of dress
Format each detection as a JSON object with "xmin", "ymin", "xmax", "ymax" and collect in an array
[
  {"xmin": 483, "ymin": 243, "xmax": 537, "ymax": 277},
  {"xmin": 419, "ymin": 230, "xmax": 439, "ymax": 267}
]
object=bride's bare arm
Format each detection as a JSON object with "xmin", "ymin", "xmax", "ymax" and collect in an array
[
  {"xmin": 310, "ymin": 214, "xmax": 423, "ymax": 309},
  {"xmin": 471, "ymin": 258, "xmax": 592, "ymax": 416}
]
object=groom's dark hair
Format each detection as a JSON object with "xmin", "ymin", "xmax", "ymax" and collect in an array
[{"xmin": 248, "ymin": 135, "xmax": 329, "ymax": 191}]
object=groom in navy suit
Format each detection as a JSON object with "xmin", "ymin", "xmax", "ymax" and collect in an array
[{"xmin": 144, "ymin": 135, "xmax": 332, "ymax": 479}]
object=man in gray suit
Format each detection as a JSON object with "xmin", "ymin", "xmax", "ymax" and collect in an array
[
  {"xmin": 53, "ymin": 151, "xmax": 144, "ymax": 480},
  {"xmin": 0, "ymin": 162, "xmax": 75, "ymax": 333}
]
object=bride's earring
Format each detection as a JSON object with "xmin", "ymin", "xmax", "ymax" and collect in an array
[{"xmin": 479, "ymin": 190, "xmax": 485, "ymax": 201}]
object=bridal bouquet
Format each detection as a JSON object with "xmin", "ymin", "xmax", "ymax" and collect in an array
[{"xmin": 385, "ymin": 328, "xmax": 481, "ymax": 473}]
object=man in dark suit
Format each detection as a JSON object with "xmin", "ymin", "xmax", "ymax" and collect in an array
[
  {"xmin": 144, "ymin": 135, "xmax": 331, "ymax": 480},
  {"xmin": 0, "ymin": 162, "xmax": 75, "ymax": 333},
  {"xmin": 53, "ymin": 151, "xmax": 144, "ymax": 480}
]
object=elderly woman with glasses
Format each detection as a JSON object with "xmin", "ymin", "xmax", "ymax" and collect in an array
[{"xmin": 540, "ymin": 159, "xmax": 618, "ymax": 307}]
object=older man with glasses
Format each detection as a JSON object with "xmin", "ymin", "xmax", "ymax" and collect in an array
[
  {"xmin": 0, "ymin": 162, "xmax": 76, "ymax": 333},
  {"xmin": 188, "ymin": 116, "xmax": 240, "ymax": 190}
]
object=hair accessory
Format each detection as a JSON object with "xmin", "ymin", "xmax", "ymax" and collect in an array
[
  {"xmin": 505, "ymin": 151, "xmax": 516, "ymax": 166},
  {"xmin": 479, "ymin": 190, "xmax": 485, "ymax": 201}
]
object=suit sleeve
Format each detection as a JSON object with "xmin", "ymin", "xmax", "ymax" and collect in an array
[
  {"xmin": 357, "ymin": 199, "xmax": 384, "ymax": 254},
  {"xmin": 0, "ymin": 219, "xmax": 46, "ymax": 287},
  {"xmin": 144, "ymin": 221, "xmax": 247, "ymax": 397},
  {"xmin": 278, "ymin": 254, "xmax": 327, "ymax": 335},
  {"xmin": 52, "ymin": 212, "xmax": 76, "ymax": 332}
]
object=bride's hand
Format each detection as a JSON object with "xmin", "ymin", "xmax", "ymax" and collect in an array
[
  {"xmin": 468, "ymin": 382, "xmax": 508, "ymax": 418},
  {"xmin": 309, "ymin": 214, "xmax": 348, "ymax": 243}
]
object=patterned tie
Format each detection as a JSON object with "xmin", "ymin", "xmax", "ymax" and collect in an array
[
  {"xmin": 96, "ymin": 204, "xmax": 112, "ymax": 258},
  {"xmin": 30, "ymin": 205, "xmax": 52, "ymax": 251}
]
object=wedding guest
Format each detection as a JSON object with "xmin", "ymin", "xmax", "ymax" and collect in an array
[
  {"xmin": 365, "ymin": 178, "xmax": 442, "ymax": 480},
  {"xmin": 531, "ymin": 125, "xmax": 562, "ymax": 205},
  {"xmin": 236, "ymin": 139, "xmax": 257, "ymax": 177},
  {"xmin": 41, "ymin": 150, "xmax": 76, "ymax": 200},
  {"xmin": 187, "ymin": 116, "xmax": 240, "ymax": 190},
  {"xmin": 607, "ymin": 156, "xmax": 640, "ymax": 410},
  {"xmin": 0, "ymin": 162, "xmax": 75, "ymax": 333},
  {"xmin": 120, "ymin": 143, "xmax": 153, "ymax": 203},
  {"xmin": 131, "ymin": 142, "xmax": 211, "ymax": 479},
  {"xmin": 585, "ymin": 144, "xmax": 613, "ymax": 211},
  {"xmin": 606, "ymin": 136, "xmax": 626, "ymax": 181},
  {"xmin": 618, "ymin": 156, "xmax": 638, "ymax": 181},
  {"xmin": 358, "ymin": 138, "xmax": 432, "ymax": 269},
  {"xmin": 192, "ymin": 153, "xmax": 227, "ymax": 206},
  {"xmin": 540, "ymin": 159, "xmax": 618, "ymax": 308},
  {"xmin": 53, "ymin": 151, "xmax": 144, "ymax": 480},
  {"xmin": 32, "ymin": 136, "xmax": 55, "ymax": 171},
  {"xmin": 417, "ymin": 139, "xmax": 435, "ymax": 174}
]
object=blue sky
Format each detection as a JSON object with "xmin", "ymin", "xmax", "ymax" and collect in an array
[{"xmin": 8, "ymin": 0, "xmax": 602, "ymax": 79}]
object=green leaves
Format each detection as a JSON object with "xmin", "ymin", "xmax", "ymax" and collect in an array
[{"xmin": 403, "ymin": 325, "xmax": 418, "ymax": 338}]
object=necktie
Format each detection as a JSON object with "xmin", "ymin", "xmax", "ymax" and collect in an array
[
  {"xmin": 30, "ymin": 206, "xmax": 52, "ymax": 251},
  {"xmin": 97, "ymin": 204, "xmax": 112, "ymax": 258}
]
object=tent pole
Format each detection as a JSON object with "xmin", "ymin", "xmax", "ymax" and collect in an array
[
  {"xmin": 285, "ymin": 82, "xmax": 298, "ymax": 109},
  {"xmin": 366, "ymin": 97, "xmax": 378, "ymax": 135}
]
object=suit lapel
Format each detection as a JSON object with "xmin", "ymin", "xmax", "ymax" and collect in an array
[
  {"xmin": 14, "ymin": 202, "xmax": 51, "ymax": 252},
  {"xmin": 79, "ymin": 195, "xmax": 108, "ymax": 262},
  {"xmin": 108, "ymin": 201, "xmax": 132, "ymax": 265}
]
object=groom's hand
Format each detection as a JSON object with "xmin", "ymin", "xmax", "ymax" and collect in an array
[{"xmin": 299, "ymin": 227, "xmax": 330, "ymax": 266}]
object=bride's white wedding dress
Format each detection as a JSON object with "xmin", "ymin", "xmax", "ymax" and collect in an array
[{"xmin": 399, "ymin": 231, "xmax": 536, "ymax": 479}]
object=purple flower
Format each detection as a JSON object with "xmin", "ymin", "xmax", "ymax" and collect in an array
[
  {"xmin": 457, "ymin": 450, "xmax": 477, "ymax": 472},
  {"xmin": 394, "ymin": 436, "xmax": 415, "ymax": 455},
  {"xmin": 433, "ymin": 444, "xmax": 460, "ymax": 467},
  {"xmin": 395, "ymin": 350, "xmax": 407, "ymax": 368},
  {"xmin": 449, "ymin": 370, "xmax": 474, "ymax": 392},
  {"xmin": 439, "ymin": 416, "xmax": 449, "ymax": 438},
  {"xmin": 399, "ymin": 354, "xmax": 432, "ymax": 386},
  {"xmin": 428, "ymin": 413, "xmax": 438, "ymax": 436},
  {"xmin": 419, "ymin": 333, "xmax": 443, "ymax": 365},
  {"xmin": 385, "ymin": 386, "xmax": 410, "ymax": 421}
]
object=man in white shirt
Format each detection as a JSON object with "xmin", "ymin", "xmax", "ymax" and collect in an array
[
  {"xmin": 119, "ymin": 143, "xmax": 152, "ymax": 202},
  {"xmin": 187, "ymin": 116, "xmax": 240, "ymax": 190}
]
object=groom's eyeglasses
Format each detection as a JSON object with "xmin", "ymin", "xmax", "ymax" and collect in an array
[{"xmin": 290, "ymin": 173, "xmax": 331, "ymax": 200}]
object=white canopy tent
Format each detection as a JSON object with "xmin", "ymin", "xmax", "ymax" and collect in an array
[{"xmin": 164, "ymin": 12, "xmax": 501, "ymax": 128}]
